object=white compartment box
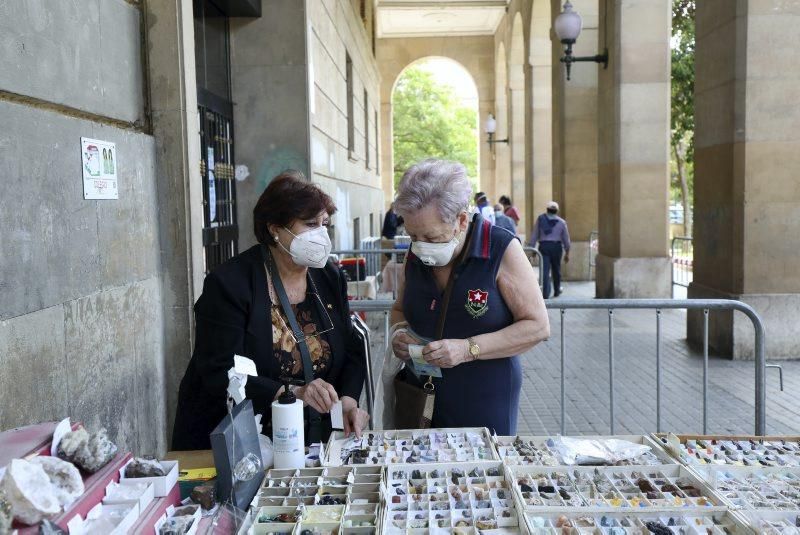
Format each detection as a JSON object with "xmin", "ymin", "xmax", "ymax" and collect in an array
[
  {"xmin": 119, "ymin": 459, "xmax": 179, "ymax": 497},
  {"xmin": 102, "ymin": 479, "xmax": 155, "ymax": 512},
  {"xmin": 68, "ymin": 502, "xmax": 140, "ymax": 535},
  {"xmin": 154, "ymin": 503, "xmax": 202, "ymax": 535}
]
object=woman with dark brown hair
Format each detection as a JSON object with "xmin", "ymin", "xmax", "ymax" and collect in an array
[{"xmin": 172, "ymin": 171, "xmax": 369, "ymax": 450}]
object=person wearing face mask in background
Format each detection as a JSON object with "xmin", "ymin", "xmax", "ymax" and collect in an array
[
  {"xmin": 493, "ymin": 203, "xmax": 517, "ymax": 235},
  {"xmin": 172, "ymin": 170, "xmax": 369, "ymax": 450},
  {"xmin": 389, "ymin": 159, "xmax": 550, "ymax": 435}
]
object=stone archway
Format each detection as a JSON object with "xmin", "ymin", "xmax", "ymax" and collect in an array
[
  {"xmin": 390, "ymin": 57, "xmax": 481, "ymax": 193},
  {"xmin": 376, "ymin": 36, "xmax": 495, "ymax": 207}
]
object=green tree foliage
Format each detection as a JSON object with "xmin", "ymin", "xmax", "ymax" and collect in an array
[
  {"xmin": 392, "ymin": 66, "xmax": 478, "ymax": 189},
  {"xmin": 672, "ymin": 0, "xmax": 695, "ymax": 235}
]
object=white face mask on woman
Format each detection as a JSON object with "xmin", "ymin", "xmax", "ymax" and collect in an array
[
  {"xmin": 280, "ymin": 226, "xmax": 332, "ymax": 268},
  {"xmin": 411, "ymin": 228, "xmax": 460, "ymax": 267}
]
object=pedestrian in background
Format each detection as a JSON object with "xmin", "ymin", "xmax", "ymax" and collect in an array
[
  {"xmin": 382, "ymin": 202, "xmax": 404, "ymax": 239},
  {"xmin": 474, "ymin": 192, "xmax": 495, "ymax": 224},
  {"xmin": 531, "ymin": 201, "xmax": 570, "ymax": 298},
  {"xmin": 499, "ymin": 195, "xmax": 521, "ymax": 225},
  {"xmin": 493, "ymin": 204, "xmax": 517, "ymax": 235}
]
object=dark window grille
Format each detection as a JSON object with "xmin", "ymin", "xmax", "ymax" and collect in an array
[{"xmin": 199, "ymin": 89, "xmax": 239, "ymax": 273}]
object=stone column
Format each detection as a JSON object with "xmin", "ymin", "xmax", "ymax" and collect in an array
[
  {"xmin": 145, "ymin": 0, "xmax": 205, "ymax": 446},
  {"xmin": 551, "ymin": 0, "xmax": 599, "ymax": 280},
  {"xmin": 595, "ymin": 0, "xmax": 671, "ymax": 297},
  {"xmin": 529, "ymin": 8, "xmax": 553, "ymax": 233},
  {"xmin": 510, "ymin": 86, "xmax": 527, "ymax": 231},
  {"xmin": 689, "ymin": 2, "xmax": 800, "ymax": 359}
]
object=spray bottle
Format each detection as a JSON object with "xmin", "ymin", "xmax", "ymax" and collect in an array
[{"xmin": 271, "ymin": 377, "xmax": 305, "ymax": 469}]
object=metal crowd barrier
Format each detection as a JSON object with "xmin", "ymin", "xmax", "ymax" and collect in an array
[
  {"xmin": 670, "ymin": 236, "xmax": 693, "ymax": 296},
  {"xmin": 522, "ymin": 247, "xmax": 545, "ymax": 290},
  {"xmin": 349, "ymin": 298, "xmax": 768, "ymax": 436},
  {"xmin": 335, "ymin": 245, "xmax": 546, "ymax": 296}
]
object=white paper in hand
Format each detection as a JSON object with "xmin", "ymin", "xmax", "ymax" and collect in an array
[
  {"xmin": 331, "ymin": 400, "xmax": 344, "ymax": 430},
  {"xmin": 234, "ymin": 354, "xmax": 258, "ymax": 376},
  {"xmin": 408, "ymin": 344, "xmax": 442, "ymax": 378}
]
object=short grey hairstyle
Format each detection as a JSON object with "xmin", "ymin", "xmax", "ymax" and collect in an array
[{"xmin": 394, "ymin": 159, "xmax": 473, "ymax": 224}]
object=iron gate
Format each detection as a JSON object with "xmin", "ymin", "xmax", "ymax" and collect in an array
[{"xmin": 198, "ymin": 88, "xmax": 238, "ymax": 273}]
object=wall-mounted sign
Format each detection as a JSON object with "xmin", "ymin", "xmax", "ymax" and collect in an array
[{"xmin": 81, "ymin": 137, "xmax": 118, "ymax": 200}]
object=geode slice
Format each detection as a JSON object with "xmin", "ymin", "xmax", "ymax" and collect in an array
[
  {"xmin": 124, "ymin": 458, "xmax": 165, "ymax": 478},
  {"xmin": 57, "ymin": 427, "xmax": 118, "ymax": 473},
  {"xmin": 2, "ymin": 459, "xmax": 61, "ymax": 525},
  {"xmin": 29, "ymin": 456, "xmax": 84, "ymax": 507},
  {"xmin": 0, "ymin": 488, "xmax": 12, "ymax": 534}
]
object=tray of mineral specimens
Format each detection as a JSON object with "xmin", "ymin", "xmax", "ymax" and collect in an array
[
  {"xmin": 653, "ymin": 434, "xmax": 800, "ymax": 468},
  {"xmin": 508, "ymin": 465, "xmax": 725, "ymax": 512},
  {"xmin": 740, "ymin": 511, "xmax": 800, "ymax": 533},
  {"xmin": 493, "ymin": 436, "xmax": 676, "ymax": 467},
  {"xmin": 324, "ymin": 428, "xmax": 499, "ymax": 466},
  {"xmin": 689, "ymin": 466, "xmax": 800, "ymax": 512},
  {"xmin": 250, "ymin": 502, "xmax": 381, "ymax": 535},
  {"xmin": 383, "ymin": 461, "xmax": 523, "ymax": 534},
  {"xmin": 522, "ymin": 510, "xmax": 753, "ymax": 534},
  {"xmin": 254, "ymin": 466, "xmax": 384, "ymax": 508}
]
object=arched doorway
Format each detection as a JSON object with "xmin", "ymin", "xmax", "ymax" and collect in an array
[
  {"xmin": 509, "ymin": 12, "xmax": 527, "ymax": 232},
  {"xmin": 390, "ymin": 57, "xmax": 481, "ymax": 193}
]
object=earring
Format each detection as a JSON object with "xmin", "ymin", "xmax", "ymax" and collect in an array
[{"xmin": 273, "ymin": 235, "xmax": 279, "ymax": 242}]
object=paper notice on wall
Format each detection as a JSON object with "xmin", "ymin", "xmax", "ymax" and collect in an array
[{"xmin": 81, "ymin": 137, "xmax": 118, "ymax": 200}]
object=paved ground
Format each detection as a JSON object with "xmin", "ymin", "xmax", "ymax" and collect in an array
[{"xmin": 364, "ymin": 281, "xmax": 800, "ymax": 436}]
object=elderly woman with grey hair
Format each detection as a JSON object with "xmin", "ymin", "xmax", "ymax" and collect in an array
[{"xmin": 389, "ymin": 159, "xmax": 549, "ymax": 434}]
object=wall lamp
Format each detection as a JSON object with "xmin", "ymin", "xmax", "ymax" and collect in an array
[
  {"xmin": 554, "ymin": 1, "xmax": 608, "ymax": 81},
  {"xmin": 484, "ymin": 114, "xmax": 508, "ymax": 146}
]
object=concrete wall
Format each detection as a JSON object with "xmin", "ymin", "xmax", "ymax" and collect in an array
[
  {"xmin": 308, "ymin": 0, "xmax": 384, "ymax": 248},
  {"xmin": 376, "ymin": 36, "xmax": 495, "ymax": 209},
  {"xmin": 231, "ymin": 0, "xmax": 383, "ymax": 250},
  {"xmin": 0, "ymin": 0, "xmax": 167, "ymax": 454}
]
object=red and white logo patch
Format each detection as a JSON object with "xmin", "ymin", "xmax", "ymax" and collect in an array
[{"xmin": 465, "ymin": 289, "xmax": 489, "ymax": 318}]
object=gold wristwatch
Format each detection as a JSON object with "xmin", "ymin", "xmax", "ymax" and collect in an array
[{"xmin": 467, "ymin": 337, "xmax": 481, "ymax": 361}]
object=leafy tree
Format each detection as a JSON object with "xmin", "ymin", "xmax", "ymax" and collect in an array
[
  {"xmin": 672, "ymin": 0, "xmax": 695, "ymax": 236},
  {"xmin": 392, "ymin": 66, "xmax": 478, "ymax": 189}
]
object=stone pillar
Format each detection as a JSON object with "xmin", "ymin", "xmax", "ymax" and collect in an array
[
  {"xmin": 145, "ymin": 0, "xmax": 205, "ymax": 446},
  {"xmin": 529, "ymin": 8, "xmax": 553, "ymax": 235},
  {"xmin": 510, "ymin": 86, "xmax": 527, "ymax": 231},
  {"xmin": 595, "ymin": 0, "xmax": 671, "ymax": 297},
  {"xmin": 689, "ymin": 3, "xmax": 800, "ymax": 359},
  {"xmin": 551, "ymin": 0, "xmax": 599, "ymax": 280}
]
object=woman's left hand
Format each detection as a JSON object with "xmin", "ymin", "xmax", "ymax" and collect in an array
[
  {"xmin": 344, "ymin": 406, "xmax": 370, "ymax": 438},
  {"xmin": 422, "ymin": 339, "xmax": 469, "ymax": 368}
]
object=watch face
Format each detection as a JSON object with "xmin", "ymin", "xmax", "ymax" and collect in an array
[{"xmin": 470, "ymin": 344, "xmax": 479, "ymax": 356}]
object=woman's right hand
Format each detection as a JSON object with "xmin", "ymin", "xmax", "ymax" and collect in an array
[
  {"xmin": 295, "ymin": 378, "xmax": 339, "ymax": 413},
  {"xmin": 391, "ymin": 331, "xmax": 421, "ymax": 361}
]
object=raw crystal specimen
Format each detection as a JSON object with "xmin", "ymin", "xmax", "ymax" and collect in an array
[
  {"xmin": 57, "ymin": 428, "xmax": 117, "ymax": 473},
  {"xmin": 29, "ymin": 456, "xmax": 84, "ymax": 508},
  {"xmin": 190, "ymin": 485, "xmax": 215, "ymax": 510},
  {"xmin": 2, "ymin": 459, "xmax": 61, "ymax": 525},
  {"xmin": 124, "ymin": 458, "xmax": 165, "ymax": 478},
  {"xmin": 158, "ymin": 515, "xmax": 194, "ymax": 535},
  {"xmin": 0, "ymin": 489, "xmax": 12, "ymax": 534}
]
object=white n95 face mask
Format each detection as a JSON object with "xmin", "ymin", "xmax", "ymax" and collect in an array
[
  {"xmin": 282, "ymin": 226, "xmax": 332, "ymax": 268},
  {"xmin": 411, "ymin": 234, "xmax": 460, "ymax": 267}
]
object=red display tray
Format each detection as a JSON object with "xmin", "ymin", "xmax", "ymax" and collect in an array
[{"xmin": 129, "ymin": 482, "xmax": 183, "ymax": 535}]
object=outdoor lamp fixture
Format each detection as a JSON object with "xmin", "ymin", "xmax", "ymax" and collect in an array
[
  {"xmin": 484, "ymin": 114, "xmax": 508, "ymax": 146},
  {"xmin": 554, "ymin": 1, "xmax": 608, "ymax": 81}
]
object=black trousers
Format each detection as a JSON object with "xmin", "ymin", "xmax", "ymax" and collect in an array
[{"xmin": 539, "ymin": 241, "xmax": 563, "ymax": 298}]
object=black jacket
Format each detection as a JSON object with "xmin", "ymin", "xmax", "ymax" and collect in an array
[{"xmin": 171, "ymin": 245, "xmax": 366, "ymax": 450}]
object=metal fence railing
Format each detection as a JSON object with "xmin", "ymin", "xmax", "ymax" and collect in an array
[
  {"xmin": 350, "ymin": 298, "xmax": 767, "ymax": 435},
  {"xmin": 671, "ymin": 236, "xmax": 693, "ymax": 296}
]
